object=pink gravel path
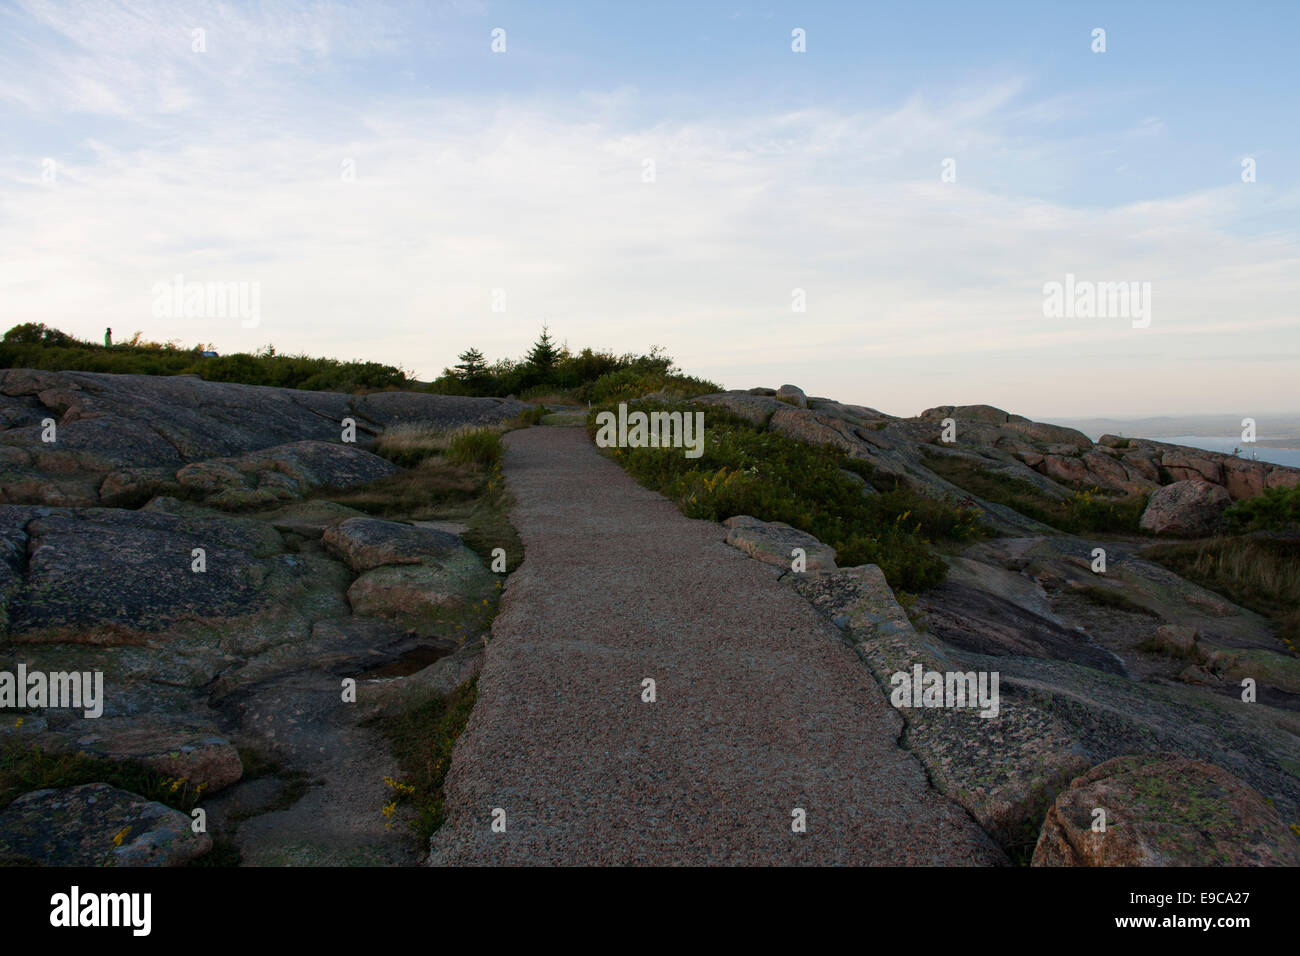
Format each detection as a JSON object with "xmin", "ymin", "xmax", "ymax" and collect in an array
[{"xmin": 429, "ymin": 426, "xmax": 1003, "ymax": 865}]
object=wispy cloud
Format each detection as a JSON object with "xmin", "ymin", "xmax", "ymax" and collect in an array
[{"xmin": 1, "ymin": 2, "xmax": 1296, "ymax": 417}]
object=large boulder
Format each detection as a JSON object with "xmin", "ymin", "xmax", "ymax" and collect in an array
[
  {"xmin": 692, "ymin": 391, "xmax": 785, "ymax": 426},
  {"xmin": 919, "ymin": 404, "xmax": 1026, "ymax": 425},
  {"xmin": 1138, "ymin": 480, "xmax": 1231, "ymax": 536},
  {"xmin": 348, "ymin": 553, "xmax": 495, "ymax": 625},
  {"xmin": 1032, "ymin": 754, "xmax": 1300, "ymax": 866},
  {"xmin": 1161, "ymin": 450, "xmax": 1224, "ymax": 485},
  {"xmin": 0, "ymin": 783, "xmax": 212, "ymax": 866},
  {"xmin": 775, "ymin": 384, "xmax": 808, "ymax": 408},
  {"xmin": 1223, "ymin": 457, "xmax": 1269, "ymax": 499},
  {"xmin": 1041, "ymin": 454, "xmax": 1090, "ymax": 485},
  {"xmin": 767, "ymin": 406, "xmax": 864, "ymax": 457}
]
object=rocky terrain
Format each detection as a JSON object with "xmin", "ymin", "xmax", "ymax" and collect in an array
[
  {"xmin": 0, "ymin": 370, "xmax": 525, "ymax": 865},
  {"xmin": 697, "ymin": 386, "xmax": 1300, "ymax": 863},
  {"xmin": 696, "ymin": 389, "xmax": 1297, "ymax": 529},
  {"xmin": 1, "ymin": 369, "xmax": 1297, "ymax": 866}
]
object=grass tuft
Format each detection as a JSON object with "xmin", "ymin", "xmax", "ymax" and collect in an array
[
  {"xmin": 0, "ymin": 742, "xmax": 208, "ymax": 814},
  {"xmin": 445, "ymin": 427, "xmax": 504, "ymax": 469}
]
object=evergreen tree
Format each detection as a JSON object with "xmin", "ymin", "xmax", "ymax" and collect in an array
[
  {"xmin": 525, "ymin": 325, "xmax": 560, "ymax": 377},
  {"xmin": 454, "ymin": 346, "xmax": 487, "ymax": 379}
]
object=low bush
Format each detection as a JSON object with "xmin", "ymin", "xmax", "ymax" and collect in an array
[
  {"xmin": 1, "ymin": 323, "xmax": 409, "ymax": 391},
  {"xmin": 589, "ymin": 402, "xmax": 986, "ymax": 592},
  {"xmin": 920, "ymin": 451, "xmax": 1147, "ymax": 535},
  {"xmin": 1224, "ymin": 485, "xmax": 1300, "ymax": 533}
]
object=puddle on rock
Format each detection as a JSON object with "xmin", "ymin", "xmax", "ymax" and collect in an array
[{"xmin": 358, "ymin": 644, "xmax": 454, "ymax": 679}]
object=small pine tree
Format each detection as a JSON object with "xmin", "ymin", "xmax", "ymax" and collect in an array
[
  {"xmin": 455, "ymin": 347, "xmax": 487, "ymax": 379},
  {"xmin": 525, "ymin": 325, "xmax": 559, "ymax": 377}
]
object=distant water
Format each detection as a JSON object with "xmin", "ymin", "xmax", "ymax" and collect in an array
[{"xmin": 1153, "ymin": 436, "xmax": 1300, "ymax": 469}]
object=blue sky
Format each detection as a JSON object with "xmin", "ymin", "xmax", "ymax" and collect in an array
[{"xmin": 2, "ymin": 0, "xmax": 1297, "ymax": 418}]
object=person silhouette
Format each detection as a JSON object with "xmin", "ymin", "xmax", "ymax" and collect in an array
[{"xmin": 105, "ymin": 327, "xmax": 112, "ymax": 348}]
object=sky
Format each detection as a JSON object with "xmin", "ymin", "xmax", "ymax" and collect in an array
[{"xmin": 1, "ymin": 0, "xmax": 1297, "ymax": 419}]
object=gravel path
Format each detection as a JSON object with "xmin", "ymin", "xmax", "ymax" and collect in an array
[{"xmin": 429, "ymin": 426, "xmax": 1002, "ymax": 865}]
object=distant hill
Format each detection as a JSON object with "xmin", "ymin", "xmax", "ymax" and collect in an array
[{"xmin": 1055, "ymin": 413, "xmax": 1300, "ymax": 446}]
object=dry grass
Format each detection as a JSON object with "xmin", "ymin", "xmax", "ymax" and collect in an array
[
  {"xmin": 371, "ymin": 423, "xmax": 456, "ymax": 467},
  {"xmin": 319, "ymin": 456, "xmax": 483, "ymax": 519},
  {"xmin": 1142, "ymin": 534, "xmax": 1300, "ymax": 649},
  {"xmin": 373, "ymin": 422, "xmax": 514, "ymax": 469},
  {"xmin": 445, "ymin": 427, "xmax": 503, "ymax": 468}
]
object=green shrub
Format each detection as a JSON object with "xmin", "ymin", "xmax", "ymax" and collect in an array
[
  {"xmin": 1, "ymin": 324, "xmax": 409, "ymax": 392},
  {"xmin": 2, "ymin": 322, "xmax": 77, "ymax": 347},
  {"xmin": 1061, "ymin": 487, "xmax": 1150, "ymax": 535},
  {"xmin": 507, "ymin": 406, "xmax": 548, "ymax": 427},
  {"xmin": 589, "ymin": 402, "xmax": 985, "ymax": 592},
  {"xmin": 920, "ymin": 451, "xmax": 1147, "ymax": 535},
  {"xmin": 427, "ymin": 333, "xmax": 720, "ymax": 402},
  {"xmin": 576, "ymin": 367, "xmax": 720, "ymax": 405},
  {"xmin": 1073, "ymin": 584, "xmax": 1161, "ymax": 617},
  {"xmin": 1225, "ymin": 485, "xmax": 1300, "ymax": 533}
]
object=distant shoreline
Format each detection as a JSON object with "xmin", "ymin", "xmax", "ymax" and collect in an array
[{"xmin": 1078, "ymin": 433, "xmax": 1300, "ymax": 469}]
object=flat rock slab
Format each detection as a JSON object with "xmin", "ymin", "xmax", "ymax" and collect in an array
[
  {"xmin": 413, "ymin": 519, "xmax": 471, "ymax": 536},
  {"xmin": 430, "ymin": 427, "xmax": 1003, "ymax": 865},
  {"xmin": 323, "ymin": 516, "xmax": 464, "ymax": 572},
  {"xmin": 793, "ymin": 564, "xmax": 1093, "ymax": 853},
  {"xmin": 69, "ymin": 716, "xmax": 243, "ymax": 793},
  {"xmin": 0, "ymin": 783, "xmax": 211, "ymax": 866},
  {"xmin": 176, "ymin": 440, "xmax": 398, "ymax": 510},
  {"xmin": 722, "ymin": 515, "xmax": 837, "ymax": 572},
  {"xmin": 9, "ymin": 507, "xmax": 274, "ymax": 636},
  {"xmin": 918, "ymin": 579, "xmax": 1126, "ymax": 674},
  {"xmin": 266, "ymin": 499, "xmax": 367, "ymax": 539}
]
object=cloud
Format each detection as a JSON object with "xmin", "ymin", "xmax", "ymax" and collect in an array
[
  {"xmin": 0, "ymin": 5, "xmax": 1295, "ymax": 417},
  {"xmin": 0, "ymin": 0, "xmax": 413, "ymax": 120}
]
